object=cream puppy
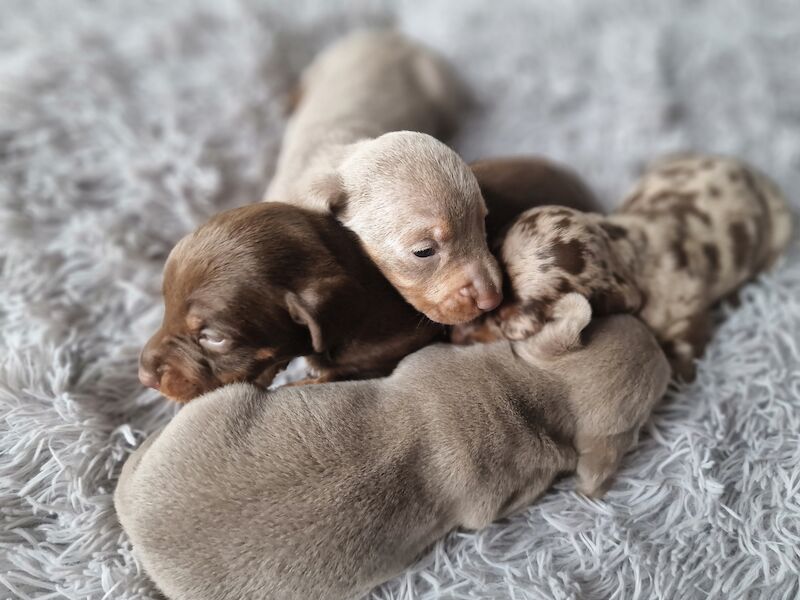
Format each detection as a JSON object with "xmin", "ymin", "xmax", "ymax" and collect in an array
[
  {"xmin": 116, "ymin": 296, "xmax": 670, "ymax": 600},
  {"xmin": 265, "ymin": 31, "xmax": 502, "ymax": 324}
]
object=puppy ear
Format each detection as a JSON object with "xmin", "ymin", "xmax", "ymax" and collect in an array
[
  {"xmin": 305, "ymin": 171, "xmax": 348, "ymax": 217},
  {"xmin": 285, "ymin": 290, "xmax": 325, "ymax": 353}
]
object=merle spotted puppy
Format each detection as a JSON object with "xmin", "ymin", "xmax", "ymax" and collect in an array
[{"xmin": 456, "ymin": 155, "xmax": 792, "ymax": 378}]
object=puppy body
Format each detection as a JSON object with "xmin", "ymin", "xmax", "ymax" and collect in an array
[
  {"xmin": 471, "ymin": 156, "xmax": 602, "ymax": 240},
  {"xmin": 265, "ymin": 31, "xmax": 502, "ymax": 325},
  {"xmin": 117, "ymin": 298, "xmax": 670, "ymax": 600},
  {"xmin": 267, "ymin": 30, "xmax": 462, "ymax": 201},
  {"xmin": 483, "ymin": 155, "xmax": 792, "ymax": 376},
  {"xmin": 138, "ymin": 203, "xmax": 441, "ymax": 402}
]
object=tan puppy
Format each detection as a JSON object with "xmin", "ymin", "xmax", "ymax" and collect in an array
[
  {"xmin": 265, "ymin": 31, "xmax": 502, "ymax": 324},
  {"xmin": 458, "ymin": 155, "xmax": 792, "ymax": 377},
  {"xmin": 116, "ymin": 295, "xmax": 670, "ymax": 600}
]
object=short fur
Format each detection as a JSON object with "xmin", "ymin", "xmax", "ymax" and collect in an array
[
  {"xmin": 454, "ymin": 156, "xmax": 603, "ymax": 344},
  {"xmin": 138, "ymin": 156, "xmax": 590, "ymax": 402},
  {"xmin": 138, "ymin": 203, "xmax": 442, "ymax": 403},
  {"xmin": 265, "ymin": 31, "xmax": 502, "ymax": 324},
  {"xmin": 116, "ymin": 296, "xmax": 670, "ymax": 600},
  {"xmin": 472, "ymin": 156, "xmax": 602, "ymax": 240},
  {"xmin": 460, "ymin": 155, "xmax": 792, "ymax": 378}
]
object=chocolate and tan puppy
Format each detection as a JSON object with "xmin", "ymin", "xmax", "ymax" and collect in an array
[
  {"xmin": 116, "ymin": 295, "xmax": 670, "ymax": 600},
  {"xmin": 266, "ymin": 30, "xmax": 502, "ymax": 324},
  {"xmin": 458, "ymin": 155, "xmax": 792, "ymax": 378},
  {"xmin": 138, "ymin": 203, "xmax": 441, "ymax": 403}
]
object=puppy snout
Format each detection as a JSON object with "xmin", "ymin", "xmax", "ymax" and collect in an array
[
  {"xmin": 138, "ymin": 343, "xmax": 162, "ymax": 390},
  {"xmin": 138, "ymin": 365, "xmax": 160, "ymax": 390},
  {"xmin": 459, "ymin": 283, "xmax": 502, "ymax": 311},
  {"xmin": 462, "ymin": 261, "xmax": 503, "ymax": 312}
]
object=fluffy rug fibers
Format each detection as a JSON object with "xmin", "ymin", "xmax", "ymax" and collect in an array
[{"xmin": 1, "ymin": 1, "xmax": 799, "ymax": 598}]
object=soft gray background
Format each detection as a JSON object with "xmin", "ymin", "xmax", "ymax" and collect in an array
[{"xmin": 1, "ymin": 1, "xmax": 798, "ymax": 598}]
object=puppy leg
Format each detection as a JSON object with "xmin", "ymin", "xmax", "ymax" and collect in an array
[
  {"xmin": 661, "ymin": 310, "xmax": 713, "ymax": 382},
  {"xmin": 449, "ymin": 315, "xmax": 505, "ymax": 345},
  {"xmin": 574, "ymin": 429, "xmax": 638, "ymax": 498}
]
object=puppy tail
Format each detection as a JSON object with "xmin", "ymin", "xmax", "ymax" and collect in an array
[{"xmin": 520, "ymin": 293, "xmax": 592, "ymax": 359}]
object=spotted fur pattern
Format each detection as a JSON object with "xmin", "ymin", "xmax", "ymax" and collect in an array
[{"xmin": 473, "ymin": 155, "xmax": 792, "ymax": 378}]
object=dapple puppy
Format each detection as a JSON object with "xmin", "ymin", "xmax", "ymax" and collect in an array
[
  {"xmin": 116, "ymin": 295, "xmax": 670, "ymax": 600},
  {"xmin": 459, "ymin": 155, "xmax": 792, "ymax": 378},
  {"xmin": 265, "ymin": 30, "xmax": 502, "ymax": 324},
  {"xmin": 138, "ymin": 203, "xmax": 441, "ymax": 403}
]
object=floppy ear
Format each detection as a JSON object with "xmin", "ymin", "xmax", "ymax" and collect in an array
[
  {"xmin": 285, "ymin": 290, "xmax": 326, "ymax": 353},
  {"xmin": 303, "ymin": 171, "xmax": 348, "ymax": 217},
  {"xmin": 284, "ymin": 276, "xmax": 359, "ymax": 355}
]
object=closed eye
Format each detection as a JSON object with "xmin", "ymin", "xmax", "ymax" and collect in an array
[
  {"xmin": 198, "ymin": 329, "xmax": 231, "ymax": 352},
  {"xmin": 413, "ymin": 247, "xmax": 436, "ymax": 258}
]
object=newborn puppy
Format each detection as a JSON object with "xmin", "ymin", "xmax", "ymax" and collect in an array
[
  {"xmin": 464, "ymin": 155, "xmax": 793, "ymax": 377},
  {"xmin": 138, "ymin": 203, "xmax": 441, "ymax": 403},
  {"xmin": 116, "ymin": 295, "xmax": 670, "ymax": 600},
  {"xmin": 265, "ymin": 30, "xmax": 502, "ymax": 324}
]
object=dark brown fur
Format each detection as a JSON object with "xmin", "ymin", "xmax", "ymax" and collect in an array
[
  {"xmin": 470, "ymin": 157, "xmax": 602, "ymax": 242},
  {"xmin": 139, "ymin": 203, "xmax": 442, "ymax": 403}
]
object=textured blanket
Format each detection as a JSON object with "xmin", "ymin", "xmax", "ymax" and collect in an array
[{"xmin": 1, "ymin": 1, "xmax": 798, "ymax": 598}]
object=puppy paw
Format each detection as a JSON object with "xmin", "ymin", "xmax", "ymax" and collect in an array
[{"xmin": 450, "ymin": 318, "xmax": 504, "ymax": 345}]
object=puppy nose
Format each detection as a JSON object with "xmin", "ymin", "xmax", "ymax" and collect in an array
[
  {"xmin": 138, "ymin": 366, "xmax": 160, "ymax": 390},
  {"xmin": 459, "ymin": 284, "xmax": 502, "ymax": 311}
]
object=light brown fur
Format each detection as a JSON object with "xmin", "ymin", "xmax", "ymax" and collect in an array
[
  {"xmin": 265, "ymin": 31, "xmax": 502, "ymax": 324},
  {"xmin": 457, "ymin": 155, "xmax": 792, "ymax": 378},
  {"xmin": 116, "ymin": 296, "xmax": 669, "ymax": 600}
]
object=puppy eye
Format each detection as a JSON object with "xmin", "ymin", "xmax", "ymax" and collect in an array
[
  {"xmin": 413, "ymin": 247, "xmax": 436, "ymax": 258},
  {"xmin": 198, "ymin": 329, "xmax": 230, "ymax": 352}
]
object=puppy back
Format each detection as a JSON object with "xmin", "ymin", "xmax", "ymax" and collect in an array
[{"xmin": 540, "ymin": 314, "xmax": 670, "ymax": 435}]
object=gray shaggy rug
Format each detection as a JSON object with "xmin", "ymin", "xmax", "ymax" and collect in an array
[{"xmin": 1, "ymin": 1, "xmax": 799, "ymax": 598}]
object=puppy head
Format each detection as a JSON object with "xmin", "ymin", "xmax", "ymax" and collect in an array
[
  {"xmin": 138, "ymin": 203, "xmax": 359, "ymax": 403},
  {"xmin": 310, "ymin": 132, "xmax": 503, "ymax": 325}
]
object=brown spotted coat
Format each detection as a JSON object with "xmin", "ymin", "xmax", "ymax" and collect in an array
[{"xmin": 463, "ymin": 155, "xmax": 792, "ymax": 378}]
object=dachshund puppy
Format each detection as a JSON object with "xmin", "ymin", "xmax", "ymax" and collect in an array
[
  {"xmin": 458, "ymin": 155, "xmax": 792, "ymax": 378},
  {"xmin": 265, "ymin": 30, "xmax": 502, "ymax": 324},
  {"xmin": 116, "ymin": 295, "xmax": 670, "ymax": 600},
  {"xmin": 138, "ymin": 203, "xmax": 442, "ymax": 403}
]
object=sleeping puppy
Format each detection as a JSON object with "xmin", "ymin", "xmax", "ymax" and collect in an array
[
  {"xmin": 116, "ymin": 295, "xmax": 670, "ymax": 600},
  {"xmin": 457, "ymin": 155, "xmax": 793, "ymax": 378},
  {"xmin": 138, "ymin": 203, "xmax": 442, "ymax": 403},
  {"xmin": 265, "ymin": 30, "xmax": 502, "ymax": 325}
]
